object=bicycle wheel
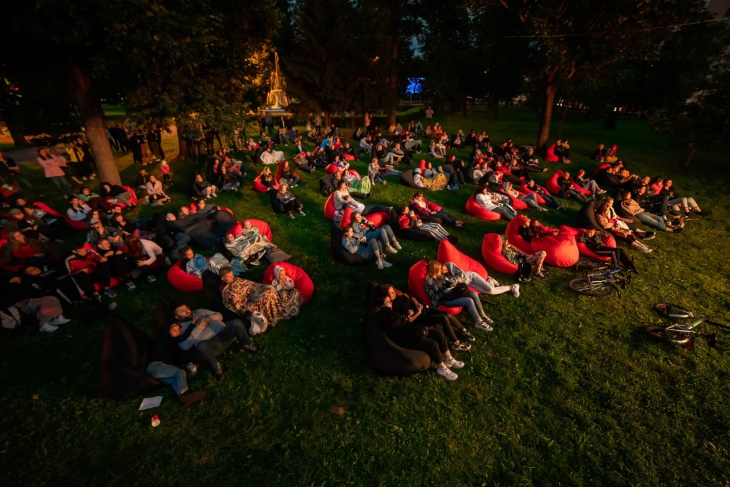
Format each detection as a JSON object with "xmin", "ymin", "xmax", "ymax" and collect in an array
[
  {"xmin": 568, "ymin": 277, "xmax": 614, "ymax": 297},
  {"xmin": 645, "ymin": 325, "xmax": 691, "ymax": 346},
  {"xmin": 574, "ymin": 258, "xmax": 608, "ymax": 272},
  {"xmin": 654, "ymin": 303, "xmax": 694, "ymax": 320}
]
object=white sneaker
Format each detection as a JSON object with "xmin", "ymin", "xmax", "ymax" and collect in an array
[
  {"xmin": 437, "ymin": 366, "xmax": 458, "ymax": 380},
  {"xmin": 299, "ymin": 211, "xmax": 306, "ymax": 216},
  {"xmin": 381, "ymin": 260, "xmax": 393, "ymax": 268},
  {"xmin": 147, "ymin": 275, "xmax": 157, "ymax": 283},
  {"xmin": 50, "ymin": 315, "xmax": 71, "ymax": 326},
  {"xmin": 206, "ymin": 195, "xmax": 212, "ymax": 199},
  {"xmin": 512, "ymin": 284, "xmax": 520, "ymax": 298},
  {"xmin": 480, "ymin": 314, "xmax": 494, "ymax": 325},
  {"xmin": 126, "ymin": 281, "xmax": 137, "ymax": 290},
  {"xmin": 289, "ymin": 213, "xmax": 295, "ymax": 219},
  {"xmin": 40, "ymin": 323, "xmax": 59, "ymax": 333},
  {"xmin": 377, "ymin": 259, "xmax": 384, "ymax": 270},
  {"xmin": 475, "ymin": 321, "xmax": 494, "ymax": 332},
  {"xmin": 445, "ymin": 357, "xmax": 464, "ymax": 369},
  {"xmin": 386, "ymin": 245, "xmax": 398, "ymax": 254}
]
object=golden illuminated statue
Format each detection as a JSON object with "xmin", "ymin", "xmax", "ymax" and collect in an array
[{"xmin": 265, "ymin": 52, "xmax": 289, "ymax": 110}]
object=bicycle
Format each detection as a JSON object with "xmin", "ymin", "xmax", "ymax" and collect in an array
[
  {"xmin": 568, "ymin": 266, "xmax": 632, "ymax": 297},
  {"xmin": 645, "ymin": 303, "xmax": 730, "ymax": 348}
]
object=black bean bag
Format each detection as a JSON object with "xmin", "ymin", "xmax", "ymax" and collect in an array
[
  {"xmin": 388, "ymin": 207, "xmax": 435, "ymax": 242},
  {"xmin": 464, "ymin": 162, "xmax": 479, "ymax": 185},
  {"xmin": 362, "ymin": 282, "xmax": 430, "ymax": 377},
  {"xmin": 201, "ymin": 269, "xmax": 240, "ymax": 321},
  {"xmin": 319, "ymin": 174, "xmax": 336, "ymax": 196},
  {"xmin": 331, "ymin": 223, "xmax": 378, "ymax": 266},
  {"xmin": 156, "ymin": 295, "xmax": 180, "ymax": 333},
  {"xmin": 576, "ymin": 200, "xmax": 613, "ymax": 237},
  {"xmin": 269, "ymin": 188, "xmax": 287, "ymax": 213},
  {"xmin": 173, "ymin": 209, "xmax": 236, "ymax": 248},
  {"xmin": 100, "ymin": 315, "xmax": 160, "ymax": 400}
]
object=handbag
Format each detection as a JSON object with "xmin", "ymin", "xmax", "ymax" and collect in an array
[{"xmin": 444, "ymin": 282, "xmax": 470, "ymax": 301}]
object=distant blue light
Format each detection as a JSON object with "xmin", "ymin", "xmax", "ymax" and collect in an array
[{"xmin": 406, "ymin": 78, "xmax": 424, "ymax": 95}]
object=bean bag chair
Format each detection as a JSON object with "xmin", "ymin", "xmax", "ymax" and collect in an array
[
  {"xmin": 0, "ymin": 240, "xmax": 22, "ymax": 272},
  {"xmin": 436, "ymin": 239, "xmax": 488, "ymax": 281},
  {"xmin": 399, "ymin": 170, "xmax": 418, "ymax": 188},
  {"xmin": 275, "ymin": 161, "xmax": 299, "ymax": 184},
  {"xmin": 325, "ymin": 164, "xmax": 340, "ymax": 174},
  {"xmin": 545, "ymin": 171, "xmax": 591, "ymax": 197},
  {"xmin": 263, "ymin": 262, "xmax": 314, "ymax": 304},
  {"xmin": 105, "ymin": 186, "xmax": 138, "ymax": 208},
  {"xmin": 408, "ymin": 260, "xmax": 461, "ymax": 315},
  {"xmin": 340, "ymin": 207, "xmax": 389, "ymax": 230},
  {"xmin": 496, "ymin": 189, "xmax": 528, "ymax": 210},
  {"xmin": 100, "ymin": 315, "xmax": 160, "ymax": 400},
  {"xmin": 545, "ymin": 144, "xmax": 559, "ymax": 162},
  {"xmin": 33, "ymin": 202, "xmax": 86, "ymax": 231},
  {"xmin": 390, "ymin": 214, "xmax": 436, "ymax": 242},
  {"xmin": 167, "ymin": 261, "xmax": 204, "ymax": 292},
  {"xmin": 594, "ymin": 162, "xmax": 611, "ymax": 177},
  {"xmin": 324, "ymin": 193, "xmax": 336, "ymax": 220},
  {"xmin": 576, "ymin": 200, "xmax": 616, "ymax": 239},
  {"xmin": 319, "ymin": 174, "xmax": 336, "ymax": 196},
  {"xmin": 331, "ymin": 223, "xmax": 377, "ymax": 266},
  {"xmin": 0, "ymin": 184, "xmax": 19, "ymax": 199},
  {"xmin": 518, "ymin": 183, "xmax": 547, "ymax": 205},
  {"xmin": 465, "ymin": 194, "xmax": 501, "ymax": 221},
  {"xmin": 226, "ymin": 219, "xmax": 273, "ymax": 241},
  {"xmin": 505, "ymin": 215, "xmax": 534, "ymax": 254},
  {"xmin": 362, "ymin": 309, "xmax": 431, "ymax": 377},
  {"xmin": 530, "ymin": 225, "xmax": 580, "ymax": 268},
  {"xmin": 481, "ymin": 233, "xmax": 518, "ymax": 274},
  {"xmin": 219, "ymin": 207, "xmax": 234, "ymax": 216},
  {"xmin": 562, "ymin": 226, "xmax": 616, "ymax": 262},
  {"xmin": 253, "ymin": 176, "xmax": 279, "ymax": 193}
]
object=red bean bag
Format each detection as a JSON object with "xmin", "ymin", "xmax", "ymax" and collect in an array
[
  {"xmin": 0, "ymin": 239, "xmax": 22, "ymax": 272},
  {"xmin": 219, "ymin": 207, "xmax": 234, "ymax": 216},
  {"xmin": 419, "ymin": 159, "xmax": 427, "ymax": 172},
  {"xmin": 519, "ymin": 183, "xmax": 547, "ymax": 205},
  {"xmin": 225, "ymin": 219, "xmax": 273, "ymax": 241},
  {"xmin": 262, "ymin": 262, "xmax": 314, "ymax": 305},
  {"xmin": 436, "ymin": 239, "xmax": 488, "ymax": 280},
  {"xmin": 343, "ymin": 154, "xmax": 355, "ymax": 162},
  {"xmin": 545, "ymin": 144, "xmax": 559, "ymax": 162},
  {"xmin": 505, "ymin": 215, "xmax": 534, "ymax": 254},
  {"xmin": 562, "ymin": 226, "xmax": 616, "ymax": 262},
  {"xmin": 275, "ymin": 162, "xmax": 299, "ymax": 184},
  {"xmin": 324, "ymin": 193, "xmax": 336, "ymax": 220},
  {"xmin": 531, "ymin": 225, "xmax": 580, "ymax": 267},
  {"xmin": 0, "ymin": 184, "xmax": 19, "ymax": 198},
  {"xmin": 594, "ymin": 162, "xmax": 611, "ymax": 177},
  {"xmin": 465, "ymin": 194, "xmax": 501, "ymax": 221},
  {"xmin": 571, "ymin": 180, "xmax": 591, "ymax": 196},
  {"xmin": 105, "ymin": 186, "xmax": 138, "ymax": 208},
  {"xmin": 366, "ymin": 211, "xmax": 390, "ymax": 229},
  {"xmin": 408, "ymin": 260, "xmax": 461, "ymax": 315},
  {"xmin": 253, "ymin": 176, "xmax": 279, "ymax": 193},
  {"xmin": 325, "ymin": 164, "xmax": 339, "ymax": 174},
  {"xmin": 33, "ymin": 202, "xmax": 86, "ymax": 231},
  {"xmin": 481, "ymin": 234, "xmax": 518, "ymax": 274},
  {"xmin": 167, "ymin": 261, "xmax": 204, "ymax": 292},
  {"xmin": 496, "ymin": 189, "xmax": 528, "ymax": 210},
  {"xmin": 545, "ymin": 171, "xmax": 591, "ymax": 197}
]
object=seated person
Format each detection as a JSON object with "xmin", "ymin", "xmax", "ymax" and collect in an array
[
  {"xmin": 351, "ymin": 211, "xmax": 401, "ymax": 255},
  {"xmin": 376, "ymin": 156, "xmax": 402, "ymax": 176},
  {"xmin": 77, "ymin": 186, "xmax": 110, "ymax": 210},
  {"xmin": 124, "ymin": 235, "xmax": 164, "ymax": 283},
  {"xmin": 660, "ymin": 179, "xmax": 705, "ymax": 216},
  {"xmin": 100, "ymin": 182, "xmax": 136, "ymax": 208},
  {"xmin": 502, "ymin": 182, "xmax": 546, "ymax": 211},
  {"xmin": 269, "ymin": 265, "xmax": 304, "ymax": 312},
  {"xmin": 605, "ymin": 144, "xmax": 619, "ymax": 162},
  {"xmin": 146, "ymin": 322, "xmax": 207, "ymax": 405},
  {"xmin": 595, "ymin": 197, "xmax": 653, "ymax": 253},
  {"xmin": 135, "ymin": 169, "xmax": 150, "ymax": 189},
  {"xmin": 404, "ymin": 134, "xmax": 422, "ymax": 153},
  {"xmin": 577, "ymin": 226, "xmax": 637, "ymax": 272},
  {"xmin": 359, "ymin": 135, "xmax": 372, "ymax": 152},
  {"xmin": 334, "ymin": 180, "xmax": 366, "ymax": 225},
  {"xmin": 217, "ymin": 166, "xmax": 241, "ymax": 192},
  {"xmin": 275, "ymin": 183, "xmax": 306, "ymax": 219},
  {"xmin": 368, "ymin": 158, "xmax": 387, "ymax": 186},
  {"xmin": 441, "ymin": 262, "xmax": 519, "ymax": 298},
  {"xmin": 618, "ymin": 189, "xmax": 681, "ymax": 233},
  {"xmin": 224, "ymin": 222, "xmax": 276, "ymax": 266},
  {"xmin": 278, "ymin": 161, "xmax": 300, "ymax": 188},
  {"xmin": 257, "ymin": 166, "xmax": 277, "ymax": 189},
  {"xmin": 342, "ymin": 142, "xmax": 360, "ymax": 160},
  {"xmin": 519, "ymin": 147, "xmax": 546, "ymax": 175},
  {"xmin": 499, "ymin": 234, "xmax": 548, "ymax": 280},
  {"xmin": 523, "ymin": 179, "xmax": 563, "ymax": 210},
  {"xmin": 574, "ymin": 169, "xmax": 604, "ymax": 196},
  {"xmin": 146, "ymin": 175, "xmax": 171, "ymax": 206},
  {"xmin": 65, "ymin": 242, "xmax": 117, "ymax": 299},
  {"xmin": 381, "ymin": 143, "xmax": 405, "ymax": 165},
  {"xmin": 593, "ymin": 144, "xmax": 606, "ymax": 162},
  {"xmin": 425, "ymin": 259, "xmax": 493, "ymax": 331},
  {"xmin": 413, "ymin": 168, "xmax": 448, "ymax": 191},
  {"xmin": 88, "ymin": 218, "xmax": 124, "ymax": 247},
  {"xmin": 341, "ymin": 224, "xmax": 392, "ymax": 270},
  {"xmin": 7, "ymin": 208, "xmax": 62, "ymax": 243},
  {"xmin": 428, "ymin": 140, "xmax": 445, "ymax": 158},
  {"xmin": 633, "ymin": 184, "xmax": 670, "ymax": 219},
  {"xmin": 518, "ymin": 217, "xmax": 558, "ymax": 243},
  {"xmin": 410, "ymin": 192, "xmax": 464, "ymax": 227},
  {"xmin": 375, "ymin": 293, "xmax": 464, "ymax": 381},
  {"xmin": 192, "ymin": 173, "xmax": 217, "ymax": 199},
  {"xmin": 557, "ymin": 171, "xmax": 588, "ymax": 202},
  {"xmin": 66, "ymin": 195, "xmax": 92, "ymax": 221},
  {"xmin": 474, "ymin": 186, "xmax": 516, "ymax": 220},
  {"xmin": 219, "ymin": 267, "xmax": 302, "ymax": 327},
  {"xmin": 397, "ymin": 206, "xmax": 452, "ymax": 242},
  {"xmin": 95, "ymin": 237, "xmax": 137, "ymax": 290}
]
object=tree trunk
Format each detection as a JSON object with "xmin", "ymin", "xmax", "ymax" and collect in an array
[
  {"xmin": 536, "ymin": 68, "xmax": 558, "ymax": 153},
  {"xmin": 387, "ymin": 36, "xmax": 398, "ymax": 126},
  {"xmin": 558, "ymin": 103, "xmax": 570, "ymax": 138},
  {"xmin": 3, "ymin": 118, "xmax": 30, "ymax": 147},
  {"xmin": 684, "ymin": 147, "xmax": 695, "ymax": 168},
  {"xmin": 325, "ymin": 110, "xmax": 331, "ymax": 127},
  {"xmin": 70, "ymin": 64, "xmax": 120, "ymax": 185},
  {"xmin": 176, "ymin": 123, "xmax": 189, "ymax": 162}
]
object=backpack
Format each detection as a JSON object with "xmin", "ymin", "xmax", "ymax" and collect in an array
[{"xmin": 516, "ymin": 261, "xmax": 534, "ymax": 283}]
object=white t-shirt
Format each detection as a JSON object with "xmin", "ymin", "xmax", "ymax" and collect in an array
[{"xmin": 476, "ymin": 193, "xmax": 498, "ymax": 210}]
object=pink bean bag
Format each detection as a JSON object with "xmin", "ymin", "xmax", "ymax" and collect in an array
[
  {"xmin": 481, "ymin": 234, "xmax": 518, "ymax": 274},
  {"xmin": 518, "ymin": 183, "xmax": 547, "ymax": 205},
  {"xmin": 33, "ymin": 202, "xmax": 86, "ymax": 231},
  {"xmin": 262, "ymin": 262, "xmax": 314, "ymax": 304},
  {"xmin": 594, "ymin": 162, "xmax": 611, "ymax": 177},
  {"xmin": 465, "ymin": 194, "xmax": 501, "ymax": 221},
  {"xmin": 408, "ymin": 260, "xmax": 461, "ymax": 315},
  {"xmin": 167, "ymin": 261, "xmax": 204, "ymax": 292},
  {"xmin": 324, "ymin": 193, "xmax": 336, "ymax": 220},
  {"xmin": 436, "ymin": 239, "xmax": 488, "ymax": 280},
  {"xmin": 226, "ymin": 219, "xmax": 273, "ymax": 241},
  {"xmin": 253, "ymin": 176, "xmax": 279, "ymax": 193},
  {"xmin": 531, "ymin": 225, "xmax": 580, "ymax": 268},
  {"xmin": 545, "ymin": 144, "xmax": 559, "ymax": 162},
  {"xmin": 562, "ymin": 226, "xmax": 616, "ymax": 262},
  {"xmin": 505, "ymin": 215, "xmax": 534, "ymax": 254}
]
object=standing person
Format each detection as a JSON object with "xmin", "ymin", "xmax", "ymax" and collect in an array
[
  {"xmin": 204, "ymin": 128, "xmax": 215, "ymax": 155},
  {"xmin": 51, "ymin": 148, "xmax": 83, "ymax": 186},
  {"xmin": 314, "ymin": 114, "xmax": 322, "ymax": 135},
  {"xmin": 0, "ymin": 150, "xmax": 37, "ymax": 194},
  {"xmin": 160, "ymin": 160, "xmax": 172, "ymax": 186},
  {"xmin": 147, "ymin": 126, "xmax": 164, "ymax": 161},
  {"xmin": 130, "ymin": 129, "xmax": 143, "ymax": 164},
  {"xmin": 36, "ymin": 149, "xmax": 73, "ymax": 195},
  {"xmin": 425, "ymin": 106, "xmax": 434, "ymax": 126},
  {"xmin": 76, "ymin": 137, "xmax": 99, "ymax": 176}
]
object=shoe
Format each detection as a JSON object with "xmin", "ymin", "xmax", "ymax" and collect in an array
[
  {"xmin": 214, "ymin": 363, "xmax": 225, "ymax": 380},
  {"xmin": 535, "ymin": 272, "xmax": 548, "ymax": 280},
  {"xmin": 480, "ymin": 314, "xmax": 494, "ymax": 325},
  {"xmin": 39, "ymin": 323, "xmax": 59, "ymax": 333},
  {"xmin": 206, "ymin": 195, "xmax": 212, "ymax": 199},
  {"xmin": 640, "ymin": 232, "xmax": 656, "ymax": 240},
  {"xmin": 673, "ymin": 227, "xmax": 683, "ymax": 234},
  {"xmin": 385, "ymin": 245, "xmax": 398, "ymax": 254},
  {"xmin": 538, "ymin": 207, "xmax": 548, "ymax": 212},
  {"xmin": 447, "ymin": 235, "xmax": 460, "ymax": 244},
  {"xmin": 242, "ymin": 344, "xmax": 263, "ymax": 355},
  {"xmin": 104, "ymin": 288, "xmax": 118, "ymax": 298},
  {"xmin": 50, "ymin": 315, "xmax": 71, "ymax": 326},
  {"xmin": 108, "ymin": 302, "xmax": 118, "ymax": 310},
  {"xmin": 377, "ymin": 259, "xmax": 385, "ymax": 270},
  {"xmin": 165, "ymin": 257, "xmax": 172, "ymax": 266},
  {"xmin": 392, "ymin": 241, "xmax": 402, "ymax": 250},
  {"xmin": 179, "ymin": 390, "xmax": 206, "ymax": 406},
  {"xmin": 289, "ymin": 213, "xmax": 295, "ymax": 219},
  {"xmin": 212, "ymin": 194, "xmax": 217, "ymax": 198},
  {"xmin": 512, "ymin": 284, "xmax": 520, "ymax": 298},
  {"xmin": 93, "ymin": 293, "xmax": 102, "ymax": 302},
  {"xmin": 381, "ymin": 260, "xmax": 393, "ymax": 268},
  {"xmin": 147, "ymin": 275, "xmax": 157, "ymax": 283},
  {"xmin": 126, "ymin": 281, "xmax": 137, "ymax": 291},
  {"xmin": 437, "ymin": 367, "xmax": 458, "ymax": 381},
  {"xmin": 460, "ymin": 329, "xmax": 476, "ymax": 342},
  {"xmin": 451, "ymin": 342, "xmax": 471, "ymax": 352},
  {"xmin": 299, "ymin": 210, "xmax": 306, "ymax": 216},
  {"xmin": 445, "ymin": 357, "xmax": 465, "ymax": 369},
  {"xmin": 557, "ymin": 205, "xmax": 565, "ymax": 211},
  {"xmin": 639, "ymin": 245, "xmax": 653, "ymax": 253},
  {"xmin": 474, "ymin": 321, "xmax": 493, "ymax": 332}
]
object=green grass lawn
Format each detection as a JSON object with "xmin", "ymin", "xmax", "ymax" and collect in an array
[{"xmin": 1, "ymin": 106, "xmax": 729, "ymax": 486}]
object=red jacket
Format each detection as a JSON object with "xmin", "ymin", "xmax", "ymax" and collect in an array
[
  {"xmin": 65, "ymin": 245, "xmax": 103, "ymax": 275},
  {"xmin": 410, "ymin": 199, "xmax": 441, "ymax": 217}
]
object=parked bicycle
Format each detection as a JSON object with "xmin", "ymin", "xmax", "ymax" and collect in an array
[
  {"xmin": 568, "ymin": 264, "xmax": 633, "ymax": 297},
  {"xmin": 646, "ymin": 303, "xmax": 730, "ymax": 349}
]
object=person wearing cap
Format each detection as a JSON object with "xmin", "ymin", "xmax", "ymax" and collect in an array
[
  {"xmin": 65, "ymin": 242, "xmax": 117, "ymax": 299},
  {"xmin": 66, "ymin": 195, "xmax": 92, "ymax": 221},
  {"xmin": 88, "ymin": 218, "xmax": 124, "ymax": 247}
]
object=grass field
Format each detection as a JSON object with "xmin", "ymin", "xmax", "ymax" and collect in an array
[{"xmin": 1, "ymin": 106, "xmax": 729, "ymax": 486}]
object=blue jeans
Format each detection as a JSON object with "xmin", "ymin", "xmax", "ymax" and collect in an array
[
  {"xmin": 146, "ymin": 362, "xmax": 188, "ymax": 396},
  {"xmin": 444, "ymin": 291, "xmax": 485, "ymax": 322},
  {"xmin": 366, "ymin": 225, "xmax": 395, "ymax": 247},
  {"xmin": 540, "ymin": 193, "xmax": 561, "ymax": 208},
  {"xmin": 50, "ymin": 176, "xmax": 73, "ymax": 195},
  {"xmin": 358, "ymin": 239, "xmax": 383, "ymax": 259}
]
